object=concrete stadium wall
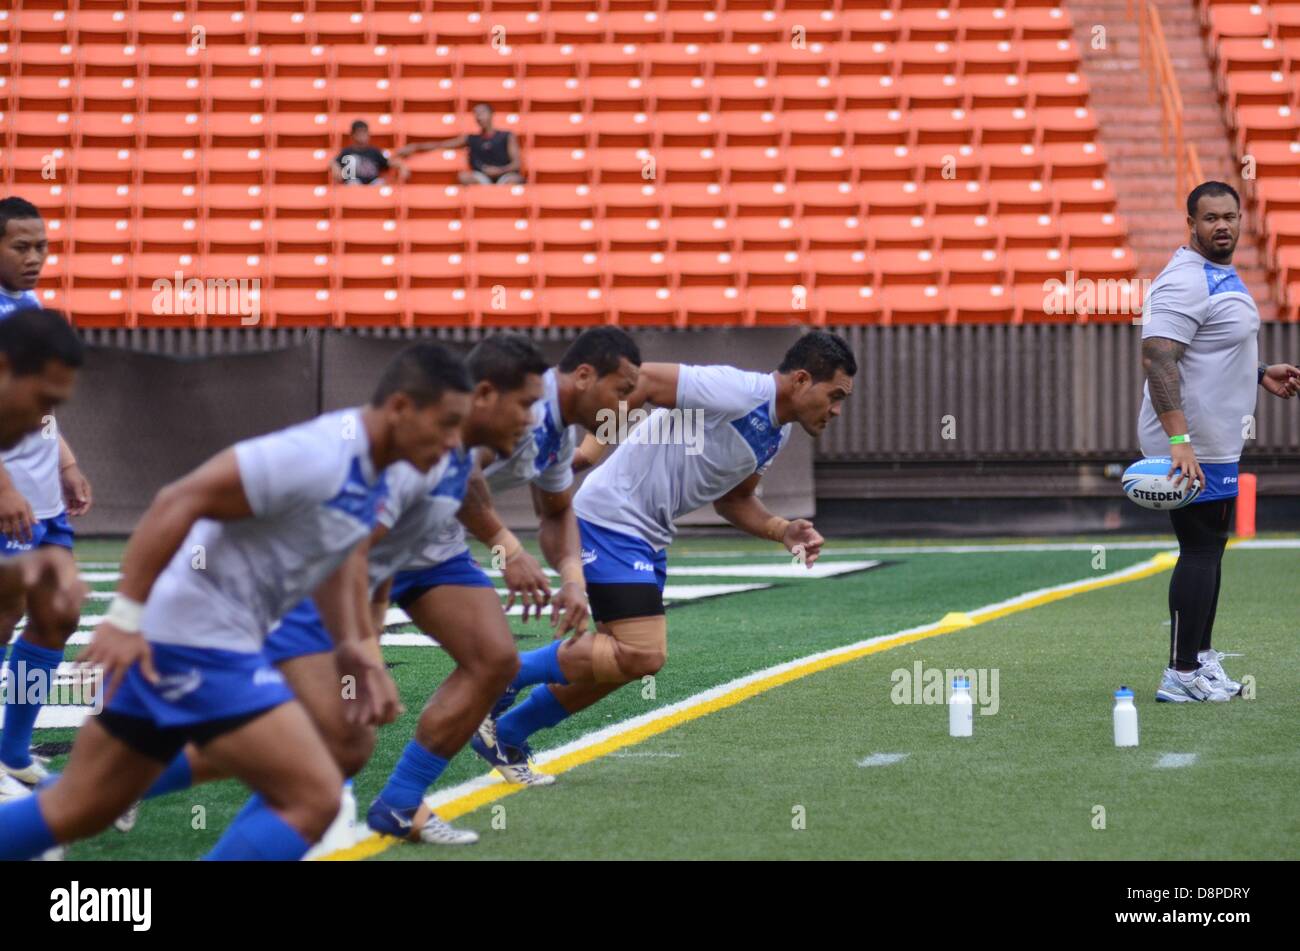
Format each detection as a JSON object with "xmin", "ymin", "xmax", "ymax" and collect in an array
[{"xmin": 60, "ymin": 324, "xmax": 1300, "ymax": 534}]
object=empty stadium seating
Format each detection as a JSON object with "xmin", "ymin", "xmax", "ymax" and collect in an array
[
  {"xmin": 0, "ymin": 1, "xmax": 1136, "ymax": 328},
  {"xmin": 1200, "ymin": 0, "xmax": 1300, "ymax": 315}
]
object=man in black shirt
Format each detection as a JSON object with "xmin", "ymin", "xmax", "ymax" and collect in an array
[
  {"xmin": 333, "ymin": 120, "xmax": 408, "ymax": 185},
  {"xmin": 397, "ymin": 104, "xmax": 523, "ymax": 185}
]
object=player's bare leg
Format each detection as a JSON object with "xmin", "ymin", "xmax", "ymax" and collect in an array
[
  {"xmin": 197, "ymin": 700, "xmax": 343, "ymax": 859},
  {"xmin": 13, "ymin": 718, "xmax": 164, "ymax": 850},
  {"xmin": 474, "ymin": 616, "xmax": 667, "ymax": 785},
  {"xmin": 276, "ymin": 651, "xmax": 377, "ymax": 778},
  {"xmin": 124, "ymin": 649, "xmax": 376, "ymax": 837},
  {"xmin": 367, "ymin": 584, "xmax": 516, "ymax": 843},
  {"xmin": 1, "ymin": 546, "xmax": 82, "ymax": 786}
]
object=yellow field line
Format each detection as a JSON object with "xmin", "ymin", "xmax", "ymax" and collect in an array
[{"xmin": 323, "ymin": 552, "xmax": 1176, "ymax": 861}]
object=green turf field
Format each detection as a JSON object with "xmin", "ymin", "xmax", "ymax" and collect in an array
[{"xmin": 33, "ymin": 535, "xmax": 1300, "ymax": 860}]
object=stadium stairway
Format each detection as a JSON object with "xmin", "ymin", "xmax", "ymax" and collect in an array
[{"xmin": 1068, "ymin": 0, "xmax": 1277, "ymax": 317}]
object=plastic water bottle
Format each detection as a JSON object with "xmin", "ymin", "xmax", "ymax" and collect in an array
[
  {"xmin": 949, "ymin": 676, "xmax": 973, "ymax": 737},
  {"xmin": 1113, "ymin": 687, "xmax": 1138, "ymax": 747}
]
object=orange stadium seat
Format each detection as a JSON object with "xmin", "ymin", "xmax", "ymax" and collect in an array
[{"xmin": 2, "ymin": 0, "xmax": 1129, "ymax": 329}]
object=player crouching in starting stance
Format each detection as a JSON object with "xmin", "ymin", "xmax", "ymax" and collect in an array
[
  {"xmin": 0, "ymin": 343, "xmax": 469, "ymax": 861},
  {"xmin": 473, "ymin": 331, "xmax": 857, "ymax": 785}
]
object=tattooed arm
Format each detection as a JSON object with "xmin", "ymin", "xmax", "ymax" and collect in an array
[{"xmin": 1141, "ymin": 336, "xmax": 1203, "ymax": 492}]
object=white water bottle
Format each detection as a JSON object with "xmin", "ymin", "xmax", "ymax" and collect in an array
[
  {"xmin": 948, "ymin": 676, "xmax": 973, "ymax": 737},
  {"xmin": 1113, "ymin": 687, "xmax": 1139, "ymax": 747}
]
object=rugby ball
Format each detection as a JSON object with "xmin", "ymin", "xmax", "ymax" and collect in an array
[{"xmin": 1121, "ymin": 457, "xmax": 1202, "ymax": 510}]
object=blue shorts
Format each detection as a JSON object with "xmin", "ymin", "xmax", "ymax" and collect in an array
[
  {"xmin": 263, "ymin": 598, "xmax": 333, "ymax": 664},
  {"xmin": 578, "ymin": 519, "xmax": 667, "ymax": 592},
  {"xmin": 104, "ymin": 642, "xmax": 294, "ymax": 729},
  {"xmin": 1194, "ymin": 462, "xmax": 1239, "ymax": 504},
  {"xmin": 0, "ymin": 512, "xmax": 74, "ymax": 557},
  {"xmin": 390, "ymin": 549, "xmax": 494, "ymax": 609}
]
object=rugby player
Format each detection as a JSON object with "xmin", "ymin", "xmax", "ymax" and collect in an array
[
  {"xmin": 1140, "ymin": 181, "xmax": 1300, "ymax": 702},
  {"xmin": 474, "ymin": 331, "xmax": 857, "ymax": 784},
  {"xmin": 0, "ymin": 198, "xmax": 94, "ymax": 790},
  {"xmin": 365, "ymin": 327, "xmax": 642, "ymax": 842},
  {"xmin": 0, "ymin": 343, "xmax": 468, "ymax": 860}
]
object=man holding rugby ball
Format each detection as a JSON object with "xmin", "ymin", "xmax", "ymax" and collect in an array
[{"xmin": 1139, "ymin": 181, "xmax": 1299, "ymax": 703}]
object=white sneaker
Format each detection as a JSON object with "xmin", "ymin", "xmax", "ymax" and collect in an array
[
  {"xmin": 1155, "ymin": 668, "xmax": 1231, "ymax": 703},
  {"xmin": 476, "ymin": 715, "xmax": 497, "ymax": 752},
  {"xmin": 1197, "ymin": 650, "xmax": 1242, "ymax": 697},
  {"xmin": 114, "ymin": 803, "xmax": 140, "ymax": 833},
  {"xmin": 1, "ymin": 756, "xmax": 50, "ymax": 786},
  {"xmin": 0, "ymin": 772, "xmax": 31, "ymax": 803},
  {"xmin": 418, "ymin": 814, "xmax": 479, "ymax": 846}
]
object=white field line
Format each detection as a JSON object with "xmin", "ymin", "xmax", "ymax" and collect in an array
[{"xmin": 857, "ymin": 753, "xmax": 910, "ymax": 767}]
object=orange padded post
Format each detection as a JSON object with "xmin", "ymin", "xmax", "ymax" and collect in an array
[{"xmin": 1236, "ymin": 473, "xmax": 1257, "ymax": 539}]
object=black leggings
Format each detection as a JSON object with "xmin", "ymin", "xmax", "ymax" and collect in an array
[{"xmin": 1167, "ymin": 499, "xmax": 1235, "ymax": 670}]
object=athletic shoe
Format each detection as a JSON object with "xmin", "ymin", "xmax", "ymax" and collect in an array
[
  {"xmin": 1, "ymin": 756, "xmax": 51, "ymax": 786},
  {"xmin": 469, "ymin": 733, "xmax": 556, "ymax": 786},
  {"xmin": 1155, "ymin": 668, "xmax": 1231, "ymax": 703},
  {"xmin": 476, "ymin": 714, "xmax": 498, "ymax": 752},
  {"xmin": 417, "ymin": 814, "xmax": 479, "ymax": 846},
  {"xmin": 478, "ymin": 687, "xmax": 519, "ymax": 749},
  {"xmin": 114, "ymin": 803, "xmax": 140, "ymax": 834},
  {"xmin": 1197, "ymin": 650, "xmax": 1242, "ymax": 697},
  {"xmin": 365, "ymin": 796, "xmax": 419, "ymax": 839},
  {"xmin": 0, "ymin": 772, "xmax": 30, "ymax": 803}
]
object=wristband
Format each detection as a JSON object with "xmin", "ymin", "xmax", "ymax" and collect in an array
[
  {"xmin": 1168, "ymin": 434, "xmax": 1190, "ymax": 445},
  {"xmin": 105, "ymin": 594, "xmax": 144, "ymax": 633},
  {"xmin": 764, "ymin": 516, "xmax": 791, "ymax": 543},
  {"xmin": 489, "ymin": 527, "xmax": 524, "ymax": 563},
  {"xmin": 1258, "ymin": 362, "xmax": 1268, "ymax": 385},
  {"xmin": 558, "ymin": 556, "xmax": 586, "ymax": 590}
]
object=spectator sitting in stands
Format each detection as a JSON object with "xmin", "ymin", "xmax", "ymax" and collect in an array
[
  {"xmin": 396, "ymin": 103, "xmax": 523, "ymax": 185},
  {"xmin": 333, "ymin": 120, "xmax": 408, "ymax": 185}
]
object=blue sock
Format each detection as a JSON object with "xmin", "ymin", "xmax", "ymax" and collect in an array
[
  {"xmin": 509, "ymin": 640, "xmax": 569, "ymax": 692},
  {"xmin": 142, "ymin": 752, "xmax": 193, "ymax": 800},
  {"xmin": 495, "ymin": 685, "xmax": 570, "ymax": 749},
  {"xmin": 377, "ymin": 741, "xmax": 448, "ymax": 812},
  {"xmin": 0, "ymin": 794, "xmax": 57, "ymax": 861},
  {"xmin": 0, "ymin": 639, "xmax": 64, "ymax": 769},
  {"xmin": 203, "ymin": 798, "xmax": 310, "ymax": 861}
]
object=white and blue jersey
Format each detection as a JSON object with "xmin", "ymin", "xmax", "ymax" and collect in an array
[
  {"xmin": 0, "ymin": 288, "xmax": 69, "ymax": 553},
  {"xmin": 574, "ymin": 364, "xmax": 791, "ymax": 588},
  {"xmin": 424, "ymin": 367, "xmax": 579, "ymax": 567},
  {"xmin": 1138, "ymin": 246, "xmax": 1260, "ymax": 502},
  {"xmin": 110, "ymin": 408, "xmax": 391, "ymax": 723},
  {"xmin": 386, "ymin": 445, "xmax": 495, "ymax": 606}
]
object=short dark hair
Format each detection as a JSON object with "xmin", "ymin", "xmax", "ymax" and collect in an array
[
  {"xmin": 371, "ymin": 343, "xmax": 472, "ymax": 408},
  {"xmin": 473, "ymin": 102, "xmax": 494, "ymax": 114},
  {"xmin": 0, "ymin": 309, "xmax": 84, "ymax": 375},
  {"xmin": 0, "ymin": 197, "xmax": 43, "ymax": 242},
  {"xmin": 1187, "ymin": 181, "xmax": 1240, "ymax": 218},
  {"xmin": 350, "ymin": 120, "xmax": 369, "ymax": 134},
  {"xmin": 558, "ymin": 327, "xmax": 642, "ymax": 377},
  {"xmin": 778, "ymin": 331, "xmax": 857, "ymax": 383},
  {"xmin": 466, "ymin": 333, "xmax": 549, "ymax": 392}
]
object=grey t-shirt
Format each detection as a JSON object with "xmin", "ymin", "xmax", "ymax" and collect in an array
[
  {"xmin": 1138, "ymin": 246, "xmax": 1260, "ymax": 464},
  {"xmin": 404, "ymin": 367, "xmax": 579, "ymax": 569},
  {"xmin": 141, "ymin": 408, "xmax": 388, "ymax": 653},
  {"xmin": 574, "ymin": 365, "xmax": 791, "ymax": 550}
]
